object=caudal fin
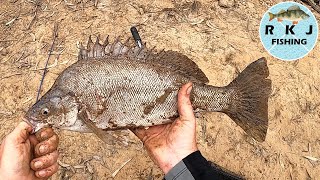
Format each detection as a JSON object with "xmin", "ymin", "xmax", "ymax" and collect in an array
[
  {"xmin": 224, "ymin": 58, "xmax": 271, "ymax": 142},
  {"xmin": 268, "ymin": 12, "xmax": 275, "ymax": 21}
]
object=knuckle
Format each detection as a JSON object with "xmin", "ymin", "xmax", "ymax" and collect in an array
[
  {"xmin": 36, "ymin": 136, "xmax": 58, "ymax": 155},
  {"xmin": 34, "ymin": 151, "xmax": 59, "ymax": 170},
  {"xmin": 36, "ymin": 128, "xmax": 54, "ymax": 141},
  {"xmin": 45, "ymin": 151, "xmax": 59, "ymax": 163},
  {"xmin": 42, "ymin": 128, "xmax": 54, "ymax": 139},
  {"xmin": 50, "ymin": 134, "xmax": 59, "ymax": 144},
  {"xmin": 45, "ymin": 163, "xmax": 59, "ymax": 176},
  {"xmin": 52, "ymin": 162, "xmax": 59, "ymax": 171},
  {"xmin": 44, "ymin": 154, "xmax": 54, "ymax": 164},
  {"xmin": 48, "ymin": 138, "xmax": 59, "ymax": 152},
  {"xmin": 50, "ymin": 150, "xmax": 59, "ymax": 161}
]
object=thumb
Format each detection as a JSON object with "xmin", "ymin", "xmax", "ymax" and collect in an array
[
  {"xmin": 177, "ymin": 82, "xmax": 195, "ymax": 122},
  {"xmin": 7, "ymin": 121, "xmax": 33, "ymax": 144}
]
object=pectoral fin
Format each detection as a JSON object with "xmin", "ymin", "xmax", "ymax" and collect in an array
[{"xmin": 78, "ymin": 108, "xmax": 130, "ymax": 146}]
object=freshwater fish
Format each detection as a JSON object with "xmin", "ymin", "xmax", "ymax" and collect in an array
[
  {"xmin": 25, "ymin": 36, "xmax": 271, "ymax": 142},
  {"xmin": 268, "ymin": 5, "xmax": 310, "ymax": 24}
]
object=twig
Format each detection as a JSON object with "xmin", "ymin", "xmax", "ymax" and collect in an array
[
  {"xmin": 53, "ymin": 0, "xmax": 63, "ymax": 8},
  {"xmin": 22, "ymin": 97, "xmax": 33, "ymax": 104},
  {"xmin": 5, "ymin": 17, "xmax": 18, "ymax": 26},
  {"xmin": 0, "ymin": 39, "xmax": 18, "ymax": 42},
  {"xmin": 15, "ymin": 50, "xmax": 26, "ymax": 63},
  {"xmin": 32, "ymin": 58, "xmax": 58, "ymax": 71},
  {"xmin": 26, "ymin": 0, "xmax": 41, "ymax": 30},
  {"xmin": 112, "ymin": 158, "xmax": 132, "ymax": 177},
  {"xmin": 0, "ymin": 73, "xmax": 22, "ymax": 80},
  {"xmin": 303, "ymin": 155, "xmax": 319, "ymax": 162},
  {"xmin": 36, "ymin": 23, "xmax": 59, "ymax": 101}
]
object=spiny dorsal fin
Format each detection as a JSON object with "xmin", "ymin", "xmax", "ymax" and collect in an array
[
  {"xmin": 288, "ymin": 5, "xmax": 300, "ymax": 11},
  {"xmin": 79, "ymin": 35, "xmax": 209, "ymax": 83},
  {"xmin": 277, "ymin": 9, "xmax": 286, "ymax": 14}
]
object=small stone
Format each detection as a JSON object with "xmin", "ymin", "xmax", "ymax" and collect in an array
[{"xmin": 218, "ymin": 0, "xmax": 235, "ymax": 8}]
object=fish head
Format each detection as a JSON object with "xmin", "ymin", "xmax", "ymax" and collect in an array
[
  {"xmin": 25, "ymin": 89, "xmax": 79, "ymax": 133},
  {"xmin": 301, "ymin": 12, "xmax": 310, "ymax": 20}
]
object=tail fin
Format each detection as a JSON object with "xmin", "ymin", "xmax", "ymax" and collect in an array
[
  {"xmin": 224, "ymin": 58, "xmax": 271, "ymax": 142},
  {"xmin": 268, "ymin": 12, "xmax": 275, "ymax": 21}
]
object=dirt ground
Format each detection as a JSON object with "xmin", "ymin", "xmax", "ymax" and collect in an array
[{"xmin": 1, "ymin": 0, "xmax": 320, "ymax": 179}]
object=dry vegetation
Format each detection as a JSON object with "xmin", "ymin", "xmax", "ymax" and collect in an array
[{"xmin": 0, "ymin": 0, "xmax": 320, "ymax": 179}]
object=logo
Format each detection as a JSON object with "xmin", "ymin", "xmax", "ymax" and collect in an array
[{"xmin": 259, "ymin": 2, "xmax": 318, "ymax": 61}]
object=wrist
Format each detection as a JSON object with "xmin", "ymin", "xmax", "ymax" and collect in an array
[{"xmin": 157, "ymin": 147, "xmax": 198, "ymax": 174}]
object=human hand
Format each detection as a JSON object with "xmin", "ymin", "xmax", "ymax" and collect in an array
[
  {"xmin": 0, "ymin": 121, "xmax": 59, "ymax": 179},
  {"xmin": 131, "ymin": 82, "xmax": 198, "ymax": 174}
]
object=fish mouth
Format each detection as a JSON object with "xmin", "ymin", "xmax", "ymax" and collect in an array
[{"xmin": 23, "ymin": 116, "xmax": 49, "ymax": 134}]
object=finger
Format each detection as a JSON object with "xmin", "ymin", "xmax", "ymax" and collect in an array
[
  {"xmin": 130, "ymin": 125, "xmax": 168, "ymax": 142},
  {"xmin": 35, "ymin": 128, "xmax": 55, "ymax": 142},
  {"xmin": 177, "ymin": 82, "xmax": 195, "ymax": 122},
  {"xmin": 31, "ymin": 150, "xmax": 59, "ymax": 171},
  {"xmin": 29, "ymin": 135, "xmax": 39, "ymax": 159},
  {"xmin": 130, "ymin": 127, "xmax": 148, "ymax": 141},
  {"xmin": 7, "ymin": 121, "xmax": 33, "ymax": 143},
  {"xmin": 35, "ymin": 162, "xmax": 59, "ymax": 179},
  {"xmin": 29, "ymin": 135, "xmax": 39, "ymax": 147},
  {"xmin": 34, "ymin": 134, "xmax": 59, "ymax": 157}
]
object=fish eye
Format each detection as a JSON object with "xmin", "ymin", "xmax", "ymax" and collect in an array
[{"xmin": 42, "ymin": 108, "xmax": 49, "ymax": 115}]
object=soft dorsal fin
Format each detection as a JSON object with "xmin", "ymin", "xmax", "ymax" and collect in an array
[
  {"xmin": 78, "ymin": 35, "xmax": 209, "ymax": 83},
  {"xmin": 277, "ymin": 9, "xmax": 286, "ymax": 14},
  {"xmin": 145, "ymin": 50, "xmax": 209, "ymax": 83},
  {"xmin": 287, "ymin": 5, "xmax": 300, "ymax": 11}
]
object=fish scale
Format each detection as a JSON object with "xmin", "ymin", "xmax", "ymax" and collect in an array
[
  {"xmin": 64, "ymin": 59, "xmax": 180, "ymax": 128},
  {"xmin": 25, "ymin": 36, "xmax": 272, "ymax": 142}
]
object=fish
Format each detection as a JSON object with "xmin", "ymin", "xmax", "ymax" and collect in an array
[
  {"xmin": 25, "ymin": 35, "xmax": 272, "ymax": 143},
  {"xmin": 268, "ymin": 5, "xmax": 310, "ymax": 24}
]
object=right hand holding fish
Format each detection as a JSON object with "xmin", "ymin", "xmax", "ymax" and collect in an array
[{"xmin": 131, "ymin": 82, "xmax": 198, "ymax": 174}]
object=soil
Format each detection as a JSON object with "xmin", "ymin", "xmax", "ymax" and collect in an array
[{"xmin": 1, "ymin": 0, "xmax": 320, "ymax": 179}]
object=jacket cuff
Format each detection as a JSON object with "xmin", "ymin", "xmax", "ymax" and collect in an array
[{"xmin": 164, "ymin": 159, "xmax": 195, "ymax": 180}]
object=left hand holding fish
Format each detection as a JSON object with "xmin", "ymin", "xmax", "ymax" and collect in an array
[{"xmin": 0, "ymin": 121, "xmax": 59, "ymax": 179}]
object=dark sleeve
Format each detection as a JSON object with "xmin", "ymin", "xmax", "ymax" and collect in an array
[{"xmin": 165, "ymin": 151, "xmax": 244, "ymax": 180}]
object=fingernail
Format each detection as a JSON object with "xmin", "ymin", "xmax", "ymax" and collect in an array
[
  {"xmin": 39, "ymin": 145, "xmax": 48, "ymax": 154},
  {"xmin": 34, "ymin": 161, "xmax": 43, "ymax": 168},
  {"xmin": 186, "ymin": 85, "xmax": 192, "ymax": 95},
  {"xmin": 38, "ymin": 170, "xmax": 46, "ymax": 177}
]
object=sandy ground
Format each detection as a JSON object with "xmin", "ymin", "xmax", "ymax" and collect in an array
[{"xmin": 1, "ymin": 0, "xmax": 320, "ymax": 179}]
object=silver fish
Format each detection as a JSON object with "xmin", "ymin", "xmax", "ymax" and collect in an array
[{"xmin": 25, "ymin": 36, "xmax": 271, "ymax": 142}]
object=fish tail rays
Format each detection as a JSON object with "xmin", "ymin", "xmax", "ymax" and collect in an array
[{"xmin": 223, "ymin": 58, "xmax": 272, "ymax": 142}]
